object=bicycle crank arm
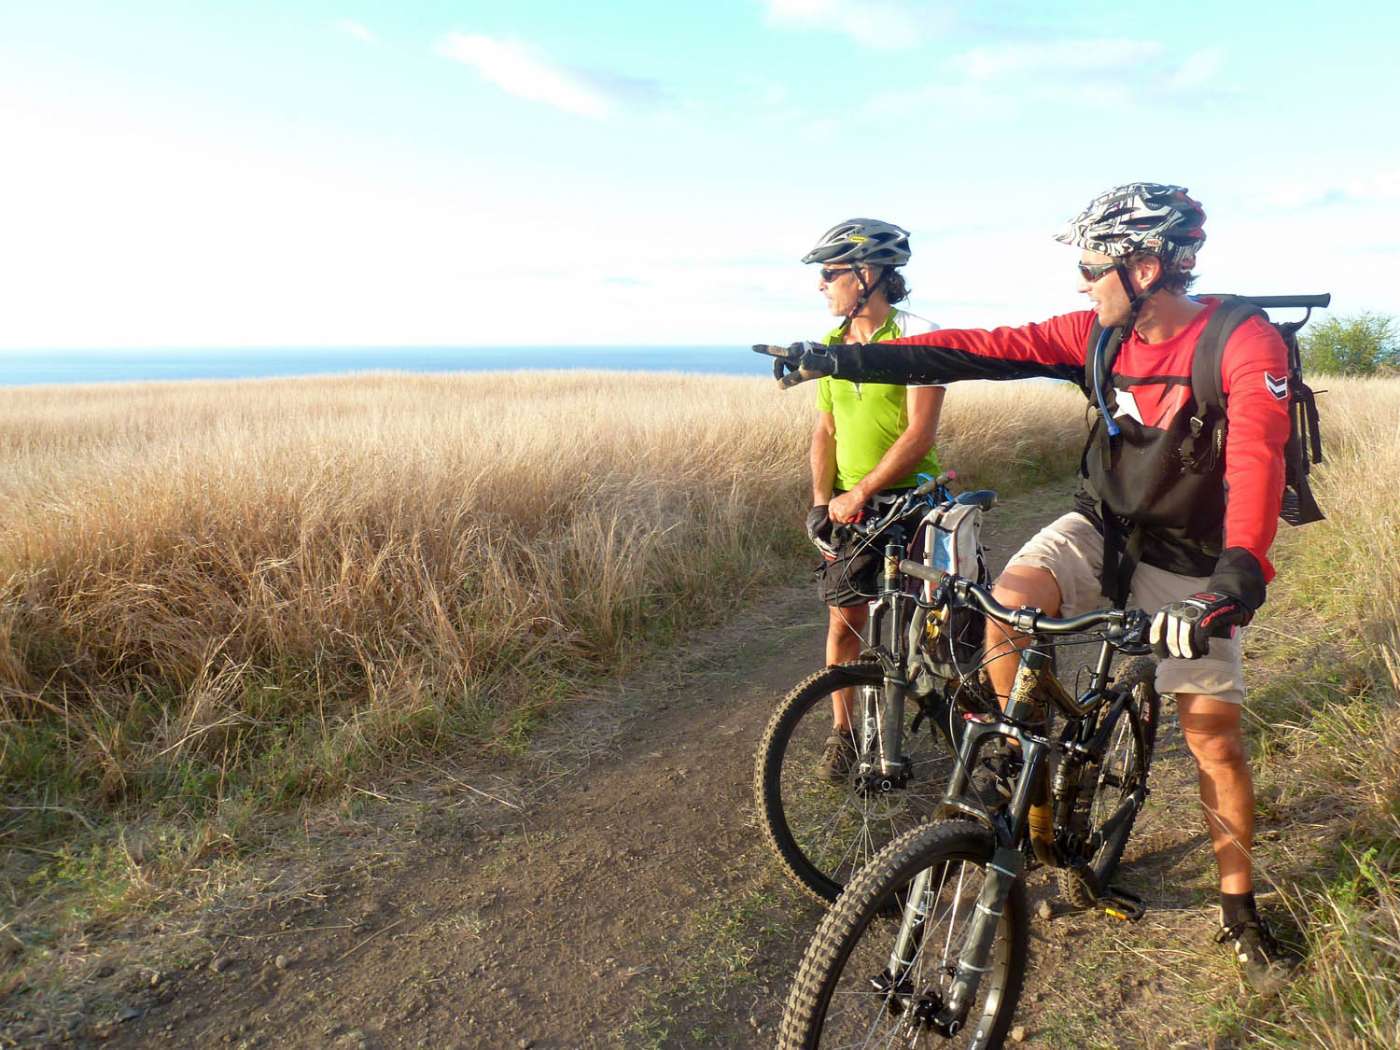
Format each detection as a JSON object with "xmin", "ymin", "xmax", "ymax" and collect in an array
[
  {"xmin": 1085, "ymin": 788, "xmax": 1147, "ymax": 854},
  {"xmin": 1099, "ymin": 886, "xmax": 1146, "ymax": 922},
  {"xmin": 1067, "ymin": 862, "xmax": 1148, "ymax": 923}
]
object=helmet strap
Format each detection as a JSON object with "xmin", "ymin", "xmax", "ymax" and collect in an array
[
  {"xmin": 1114, "ymin": 261, "xmax": 1162, "ymax": 336},
  {"xmin": 838, "ymin": 266, "xmax": 888, "ymax": 338}
]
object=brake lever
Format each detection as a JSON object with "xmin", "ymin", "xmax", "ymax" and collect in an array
[{"xmin": 1109, "ymin": 611, "xmax": 1154, "ymax": 655}]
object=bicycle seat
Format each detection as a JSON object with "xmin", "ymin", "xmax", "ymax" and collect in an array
[{"xmin": 955, "ymin": 490, "xmax": 997, "ymax": 510}]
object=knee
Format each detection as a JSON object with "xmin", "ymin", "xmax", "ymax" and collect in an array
[
  {"xmin": 1184, "ymin": 727, "xmax": 1246, "ymax": 771},
  {"xmin": 828, "ymin": 605, "xmax": 863, "ymax": 641},
  {"xmin": 983, "ymin": 615, "xmax": 1022, "ymax": 657},
  {"xmin": 985, "ymin": 566, "xmax": 1060, "ymax": 655},
  {"xmin": 992, "ymin": 564, "xmax": 1061, "ymax": 617}
]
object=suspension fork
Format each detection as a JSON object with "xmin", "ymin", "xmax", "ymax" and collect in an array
[
  {"xmin": 875, "ymin": 541, "xmax": 910, "ymax": 778},
  {"xmin": 936, "ymin": 742, "xmax": 1045, "ymax": 1031},
  {"xmin": 885, "ymin": 863, "xmax": 938, "ymax": 985},
  {"xmin": 935, "ymin": 843, "xmax": 1024, "ymax": 1033}
]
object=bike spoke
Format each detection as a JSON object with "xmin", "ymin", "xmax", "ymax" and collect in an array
[
  {"xmin": 819, "ymin": 855, "xmax": 992, "ymax": 1048},
  {"xmin": 771, "ymin": 674, "xmax": 956, "ymax": 895}
]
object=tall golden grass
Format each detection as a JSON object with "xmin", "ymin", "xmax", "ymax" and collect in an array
[
  {"xmin": 1244, "ymin": 376, "xmax": 1400, "ymax": 1048},
  {"xmin": 0, "ymin": 372, "xmax": 1085, "ymax": 860},
  {"xmin": 4, "ymin": 368, "xmax": 1395, "ymax": 1040}
]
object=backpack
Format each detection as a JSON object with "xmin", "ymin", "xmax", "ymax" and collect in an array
[
  {"xmin": 1085, "ymin": 292, "xmax": 1329, "ymax": 528},
  {"xmin": 1182, "ymin": 293, "xmax": 1328, "ymax": 527}
]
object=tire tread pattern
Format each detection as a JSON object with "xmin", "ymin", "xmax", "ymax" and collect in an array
[
  {"xmin": 779, "ymin": 820, "xmax": 1026, "ymax": 1050},
  {"xmin": 754, "ymin": 659, "xmax": 884, "ymax": 904},
  {"xmin": 1056, "ymin": 655, "xmax": 1159, "ymax": 908}
]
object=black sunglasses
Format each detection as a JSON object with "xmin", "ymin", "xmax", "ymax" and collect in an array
[
  {"xmin": 1077, "ymin": 261, "xmax": 1120, "ymax": 283},
  {"xmin": 819, "ymin": 267, "xmax": 856, "ymax": 282}
]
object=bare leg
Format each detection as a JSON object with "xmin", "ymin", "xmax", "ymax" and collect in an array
[
  {"xmin": 983, "ymin": 564, "xmax": 1063, "ymax": 703},
  {"xmin": 1177, "ymin": 694, "xmax": 1255, "ymax": 895},
  {"xmin": 826, "ymin": 603, "xmax": 867, "ymax": 731}
]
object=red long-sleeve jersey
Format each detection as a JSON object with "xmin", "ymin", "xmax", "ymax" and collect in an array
[{"xmin": 827, "ymin": 299, "xmax": 1290, "ymax": 607}]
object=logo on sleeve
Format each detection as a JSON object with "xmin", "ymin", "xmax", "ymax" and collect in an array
[{"xmin": 1264, "ymin": 372, "xmax": 1288, "ymax": 399}]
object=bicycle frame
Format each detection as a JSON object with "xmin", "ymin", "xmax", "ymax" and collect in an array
[
  {"xmin": 844, "ymin": 487, "xmax": 955, "ymax": 785},
  {"xmin": 876, "ymin": 570, "xmax": 1152, "ymax": 1034}
]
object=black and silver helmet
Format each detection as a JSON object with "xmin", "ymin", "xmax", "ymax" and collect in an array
[
  {"xmin": 1055, "ymin": 183, "xmax": 1206, "ymax": 270},
  {"xmin": 801, "ymin": 218, "xmax": 912, "ymax": 267}
]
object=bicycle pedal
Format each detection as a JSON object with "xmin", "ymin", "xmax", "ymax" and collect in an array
[{"xmin": 1099, "ymin": 887, "xmax": 1146, "ymax": 923}]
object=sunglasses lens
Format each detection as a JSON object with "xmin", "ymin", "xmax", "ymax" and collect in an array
[{"xmin": 821, "ymin": 268, "xmax": 849, "ymax": 281}]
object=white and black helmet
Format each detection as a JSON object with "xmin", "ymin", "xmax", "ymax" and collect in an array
[
  {"xmin": 1056, "ymin": 183, "xmax": 1206, "ymax": 271},
  {"xmin": 801, "ymin": 218, "xmax": 912, "ymax": 267}
]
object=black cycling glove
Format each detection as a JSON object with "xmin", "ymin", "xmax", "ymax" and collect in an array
[
  {"xmin": 806, "ymin": 505, "xmax": 838, "ymax": 559},
  {"xmin": 753, "ymin": 342, "xmax": 839, "ymax": 388},
  {"xmin": 1150, "ymin": 591, "xmax": 1253, "ymax": 660}
]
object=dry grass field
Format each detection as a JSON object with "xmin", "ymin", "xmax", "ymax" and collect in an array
[
  {"xmin": 1236, "ymin": 376, "xmax": 1400, "ymax": 1048},
  {"xmin": 3, "ymin": 370, "xmax": 1395, "ymax": 1047},
  {"xmin": 0, "ymin": 372, "xmax": 1085, "ymax": 900}
]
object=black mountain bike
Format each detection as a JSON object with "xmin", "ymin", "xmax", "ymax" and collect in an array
[
  {"xmin": 778, "ymin": 567, "xmax": 1160, "ymax": 1049},
  {"xmin": 754, "ymin": 474, "xmax": 999, "ymax": 904}
]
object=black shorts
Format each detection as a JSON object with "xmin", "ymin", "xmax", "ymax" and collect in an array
[{"xmin": 815, "ymin": 490, "xmax": 922, "ymax": 608}]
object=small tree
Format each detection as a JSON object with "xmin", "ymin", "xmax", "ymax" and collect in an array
[{"xmin": 1300, "ymin": 312, "xmax": 1399, "ymax": 376}]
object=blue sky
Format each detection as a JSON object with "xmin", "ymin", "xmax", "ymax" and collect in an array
[{"xmin": 2, "ymin": 1, "xmax": 1396, "ymax": 348}]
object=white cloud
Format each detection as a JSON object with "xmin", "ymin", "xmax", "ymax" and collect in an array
[
  {"xmin": 866, "ymin": 38, "xmax": 1227, "ymax": 121},
  {"xmin": 953, "ymin": 38, "xmax": 1163, "ymax": 79},
  {"xmin": 761, "ymin": 0, "xmax": 943, "ymax": 49},
  {"xmin": 1265, "ymin": 170, "xmax": 1400, "ymax": 210},
  {"xmin": 333, "ymin": 19, "xmax": 375, "ymax": 44},
  {"xmin": 1165, "ymin": 47, "xmax": 1224, "ymax": 92},
  {"xmin": 437, "ymin": 33, "xmax": 613, "ymax": 119}
]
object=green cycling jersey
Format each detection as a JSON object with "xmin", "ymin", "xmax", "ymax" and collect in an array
[{"xmin": 816, "ymin": 308, "xmax": 942, "ymax": 492}]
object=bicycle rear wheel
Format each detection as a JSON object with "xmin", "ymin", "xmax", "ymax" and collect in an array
[
  {"xmin": 779, "ymin": 821, "xmax": 1026, "ymax": 1049},
  {"xmin": 1057, "ymin": 655, "xmax": 1159, "ymax": 907},
  {"xmin": 754, "ymin": 661, "xmax": 960, "ymax": 904}
]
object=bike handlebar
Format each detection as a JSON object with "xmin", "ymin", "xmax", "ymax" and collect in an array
[
  {"xmin": 838, "ymin": 471, "xmax": 959, "ymax": 539},
  {"xmin": 899, "ymin": 560, "xmax": 1149, "ymax": 641},
  {"xmin": 914, "ymin": 469, "xmax": 956, "ymax": 497}
]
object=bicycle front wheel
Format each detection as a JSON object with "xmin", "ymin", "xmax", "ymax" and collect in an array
[
  {"xmin": 779, "ymin": 821, "xmax": 1027, "ymax": 1049},
  {"xmin": 1057, "ymin": 655, "xmax": 1160, "ymax": 907},
  {"xmin": 754, "ymin": 661, "xmax": 959, "ymax": 904}
]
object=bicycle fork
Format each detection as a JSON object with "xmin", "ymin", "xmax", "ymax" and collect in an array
[
  {"xmin": 881, "ymin": 842, "xmax": 1024, "ymax": 1038},
  {"xmin": 907, "ymin": 730, "xmax": 1046, "ymax": 1035},
  {"xmin": 873, "ymin": 542, "xmax": 910, "ymax": 781},
  {"xmin": 935, "ymin": 844, "xmax": 1023, "ymax": 1035}
]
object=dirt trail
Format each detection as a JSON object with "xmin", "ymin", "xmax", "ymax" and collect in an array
[{"xmin": 20, "ymin": 479, "xmax": 1293, "ymax": 1049}]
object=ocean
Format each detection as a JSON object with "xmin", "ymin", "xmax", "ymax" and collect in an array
[{"xmin": 0, "ymin": 346, "xmax": 774, "ymax": 388}]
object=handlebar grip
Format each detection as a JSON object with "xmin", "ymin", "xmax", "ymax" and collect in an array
[
  {"xmin": 899, "ymin": 559, "xmax": 942, "ymax": 583},
  {"xmin": 913, "ymin": 469, "xmax": 957, "ymax": 498}
]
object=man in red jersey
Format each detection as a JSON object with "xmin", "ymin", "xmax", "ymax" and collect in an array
[{"xmin": 760, "ymin": 183, "xmax": 1299, "ymax": 993}]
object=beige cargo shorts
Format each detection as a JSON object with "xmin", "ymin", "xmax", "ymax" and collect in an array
[{"xmin": 1005, "ymin": 512, "xmax": 1246, "ymax": 704}]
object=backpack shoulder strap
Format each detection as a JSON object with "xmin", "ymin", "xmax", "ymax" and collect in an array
[
  {"xmin": 1183, "ymin": 296, "xmax": 1265, "ymax": 463},
  {"xmin": 1190, "ymin": 295, "xmax": 1265, "ymax": 416},
  {"xmin": 1083, "ymin": 317, "xmax": 1104, "ymax": 393}
]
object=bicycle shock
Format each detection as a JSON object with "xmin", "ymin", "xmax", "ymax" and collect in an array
[{"xmin": 1008, "ymin": 650, "xmax": 1055, "ymax": 865}]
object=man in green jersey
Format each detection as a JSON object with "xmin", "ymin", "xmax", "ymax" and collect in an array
[{"xmin": 801, "ymin": 219, "xmax": 945, "ymax": 779}]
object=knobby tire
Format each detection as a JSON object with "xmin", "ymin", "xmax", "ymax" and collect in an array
[
  {"xmin": 1056, "ymin": 655, "xmax": 1160, "ymax": 908},
  {"xmin": 779, "ymin": 820, "xmax": 1027, "ymax": 1049},
  {"xmin": 754, "ymin": 658, "xmax": 958, "ymax": 905}
]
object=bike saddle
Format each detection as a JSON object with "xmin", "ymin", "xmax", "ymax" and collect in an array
[{"xmin": 954, "ymin": 490, "xmax": 998, "ymax": 510}]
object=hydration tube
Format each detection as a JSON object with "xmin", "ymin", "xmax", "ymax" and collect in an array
[{"xmin": 1092, "ymin": 325, "xmax": 1121, "ymax": 439}]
